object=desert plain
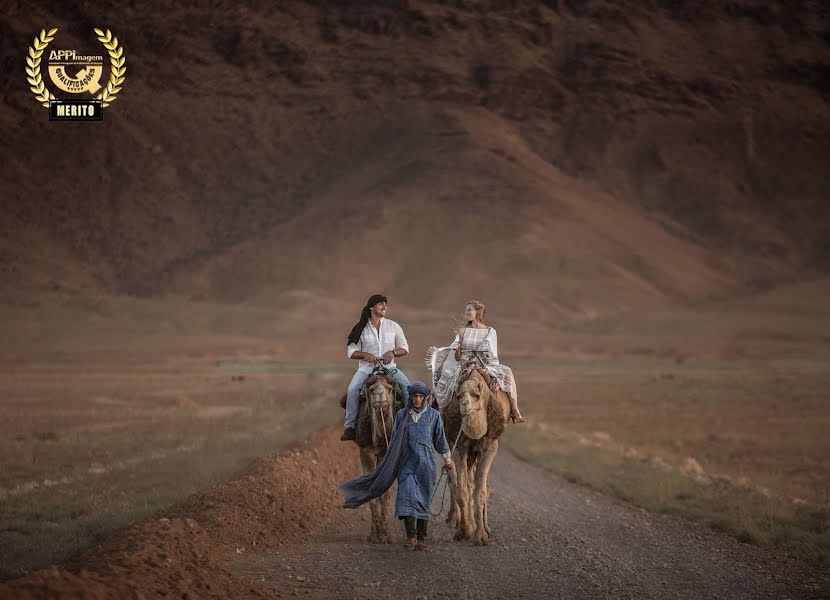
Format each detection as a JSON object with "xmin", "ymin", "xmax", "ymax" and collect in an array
[{"xmin": 1, "ymin": 0, "xmax": 829, "ymax": 597}]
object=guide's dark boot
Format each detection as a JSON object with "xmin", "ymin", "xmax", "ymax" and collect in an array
[
  {"xmin": 416, "ymin": 518, "xmax": 428, "ymax": 550},
  {"xmin": 340, "ymin": 427, "xmax": 356, "ymax": 441}
]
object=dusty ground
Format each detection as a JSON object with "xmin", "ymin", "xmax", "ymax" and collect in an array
[
  {"xmin": 4, "ymin": 355, "xmax": 828, "ymax": 577},
  {"xmin": 0, "ymin": 428, "xmax": 358, "ymax": 599},
  {"xmin": 1, "ymin": 259, "xmax": 828, "ymax": 593},
  {"xmin": 502, "ymin": 366, "xmax": 830, "ymax": 564},
  {"xmin": 3, "ymin": 425, "xmax": 827, "ymax": 600},
  {"xmin": 234, "ymin": 449, "xmax": 828, "ymax": 600}
]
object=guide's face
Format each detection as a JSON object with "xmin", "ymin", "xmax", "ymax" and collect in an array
[{"xmin": 411, "ymin": 393, "xmax": 425, "ymax": 408}]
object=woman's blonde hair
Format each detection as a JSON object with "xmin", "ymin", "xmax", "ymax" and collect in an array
[{"xmin": 465, "ymin": 299, "xmax": 486, "ymax": 325}]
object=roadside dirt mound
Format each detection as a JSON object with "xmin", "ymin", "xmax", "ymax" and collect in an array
[
  {"xmin": 4, "ymin": 518, "xmax": 270, "ymax": 600},
  {"xmin": 165, "ymin": 427, "xmax": 358, "ymax": 553},
  {"xmin": 0, "ymin": 427, "xmax": 359, "ymax": 599},
  {"xmin": 0, "ymin": 567, "xmax": 135, "ymax": 600}
]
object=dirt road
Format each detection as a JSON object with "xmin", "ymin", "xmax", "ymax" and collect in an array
[{"xmin": 231, "ymin": 448, "xmax": 827, "ymax": 600}]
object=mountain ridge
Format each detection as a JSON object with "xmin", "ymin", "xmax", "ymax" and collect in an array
[{"xmin": 1, "ymin": 0, "xmax": 827, "ymax": 320}]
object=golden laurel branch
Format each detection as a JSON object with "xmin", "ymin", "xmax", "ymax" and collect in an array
[
  {"xmin": 93, "ymin": 28, "xmax": 126, "ymax": 107},
  {"xmin": 26, "ymin": 28, "xmax": 58, "ymax": 107}
]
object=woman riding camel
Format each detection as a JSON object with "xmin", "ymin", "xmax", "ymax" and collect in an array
[{"xmin": 431, "ymin": 300, "xmax": 524, "ymax": 423}]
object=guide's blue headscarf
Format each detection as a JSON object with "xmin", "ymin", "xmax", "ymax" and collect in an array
[{"xmin": 406, "ymin": 381, "xmax": 430, "ymax": 401}]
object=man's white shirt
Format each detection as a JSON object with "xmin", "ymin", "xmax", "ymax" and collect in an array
[{"xmin": 347, "ymin": 318, "xmax": 409, "ymax": 374}]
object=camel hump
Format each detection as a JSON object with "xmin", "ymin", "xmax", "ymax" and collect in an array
[{"xmin": 486, "ymin": 389, "xmax": 510, "ymax": 438}]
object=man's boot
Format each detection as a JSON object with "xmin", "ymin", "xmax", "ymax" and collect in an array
[{"xmin": 340, "ymin": 427, "xmax": 356, "ymax": 441}]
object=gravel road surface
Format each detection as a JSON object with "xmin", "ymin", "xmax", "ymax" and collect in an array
[{"xmin": 232, "ymin": 449, "xmax": 828, "ymax": 599}]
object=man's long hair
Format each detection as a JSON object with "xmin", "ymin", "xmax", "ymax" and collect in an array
[{"xmin": 347, "ymin": 294, "xmax": 387, "ymax": 345}]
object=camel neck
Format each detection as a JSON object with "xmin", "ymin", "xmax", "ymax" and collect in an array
[{"xmin": 462, "ymin": 404, "xmax": 487, "ymax": 438}]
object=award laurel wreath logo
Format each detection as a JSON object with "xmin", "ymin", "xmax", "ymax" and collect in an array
[{"xmin": 26, "ymin": 27, "xmax": 126, "ymax": 119}]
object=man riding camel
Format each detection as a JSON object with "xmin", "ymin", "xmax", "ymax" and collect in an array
[{"xmin": 341, "ymin": 294, "xmax": 412, "ymax": 442}]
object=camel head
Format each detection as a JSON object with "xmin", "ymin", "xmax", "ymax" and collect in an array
[
  {"xmin": 367, "ymin": 377, "xmax": 395, "ymax": 412},
  {"xmin": 367, "ymin": 377, "xmax": 396, "ymax": 449},
  {"xmin": 457, "ymin": 369, "xmax": 491, "ymax": 440}
]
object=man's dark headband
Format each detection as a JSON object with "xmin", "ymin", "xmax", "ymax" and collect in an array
[{"xmin": 366, "ymin": 294, "xmax": 387, "ymax": 308}]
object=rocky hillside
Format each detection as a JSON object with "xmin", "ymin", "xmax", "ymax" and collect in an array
[{"xmin": 1, "ymin": 0, "xmax": 827, "ymax": 319}]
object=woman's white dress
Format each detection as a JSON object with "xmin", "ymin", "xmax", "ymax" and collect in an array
[{"xmin": 430, "ymin": 326, "xmax": 518, "ymax": 408}]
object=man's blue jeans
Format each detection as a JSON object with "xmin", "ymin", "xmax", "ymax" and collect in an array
[{"xmin": 344, "ymin": 367, "xmax": 411, "ymax": 429}]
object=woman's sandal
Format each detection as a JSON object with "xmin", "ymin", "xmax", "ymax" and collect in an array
[
  {"xmin": 510, "ymin": 409, "xmax": 525, "ymax": 424},
  {"xmin": 402, "ymin": 537, "xmax": 417, "ymax": 550}
]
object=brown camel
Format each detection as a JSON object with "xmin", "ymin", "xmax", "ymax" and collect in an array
[
  {"xmin": 354, "ymin": 375, "xmax": 398, "ymax": 543},
  {"xmin": 443, "ymin": 367, "xmax": 510, "ymax": 545}
]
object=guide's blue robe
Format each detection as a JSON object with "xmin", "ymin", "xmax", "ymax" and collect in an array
[
  {"xmin": 394, "ymin": 405, "xmax": 449, "ymax": 520},
  {"xmin": 338, "ymin": 405, "xmax": 449, "ymax": 520}
]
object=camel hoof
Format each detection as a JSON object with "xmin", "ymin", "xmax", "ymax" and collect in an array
[
  {"xmin": 454, "ymin": 530, "xmax": 471, "ymax": 542},
  {"xmin": 474, "ymin": 536, "xmax": 491, "ymax": 546}
]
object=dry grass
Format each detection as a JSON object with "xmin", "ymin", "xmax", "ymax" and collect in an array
[
  {"xmin": 503, "ymin": 367, "xmax": 830, "ymax": 563},
  {"xmin": 0, "ymin": 366, "xmax": 342, "ymax": 581},
  {"xmin": 1, "ymin": 284, "xmax": 829, "ymax": 577}
]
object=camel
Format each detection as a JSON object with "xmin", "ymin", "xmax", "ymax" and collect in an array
[
  {"xmin": 354, "ymin": 374, "xmax": 399, "ymax": 543},
  {"xmin": 443, "ymin": 367, "xmax": 510, "ymax": 545}
]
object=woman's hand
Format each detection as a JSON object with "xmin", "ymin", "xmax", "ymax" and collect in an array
[{"xmin": 382, "ymin": 350, "xmax": 395, "ymax": 365}]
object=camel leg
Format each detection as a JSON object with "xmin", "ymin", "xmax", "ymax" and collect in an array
[
  {"xmin": 378, "ymin": 487, "xmax": 394, "ymax": 544},
  {"xmin": 454, "ymin": 451, "xmax": 473, "ymax": 541},
  {"xmin": 472, "ymin": 440, "xmax": 498, "ymax": 546},
  {"xmin": 446, "ymin": 489, "xmax": 457, "ymax": 526},
  {"xmin": 464, "ymin": 459, "xmax": 478, "ymax": 538},
  {"xmin": 360, "ymin": 449, "xmax": 384, "ymax": 543},
  {"xmin": 446, "ymin": 461, "xmax": 459, "ymax": 528},
  {"xmin": 451, "ymin": 451, "xmax": 465, "ymax": 539},
  {"xmin": 465, "ymin": 461, "xmax": 478, "ymax": 536},
  {"xmin": 483, "ymin": 479, "xmax": 491, "ymax": 538}
]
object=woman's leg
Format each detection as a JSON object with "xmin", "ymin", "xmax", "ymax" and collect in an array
[
  {"xmin": 497, "ymin": 365, "xmax": 524, "ymax": 423},
  {"xmin": 508, "ymin": 394, "xmax": 524, "ymax": 422}
]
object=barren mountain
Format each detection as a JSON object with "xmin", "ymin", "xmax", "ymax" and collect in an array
[{"xmin": 1, "ymin": 0, "xmax": 828, "ymax": 320}]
